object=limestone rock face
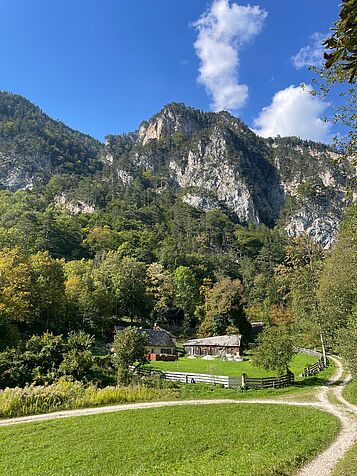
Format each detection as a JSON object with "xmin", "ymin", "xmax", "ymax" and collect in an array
[
  {"xmin": 167, "ymin": 130, "xmax": 266, "ymax": 225},
  {"xmin": 138, "ymin": 104, "xmax": 204, "ymax": 145},
  {"xmin": 0, "ymin": 91, "xmax": 102, "ymax": 191},
  {"xmin": 269, "ymin": 140, "xmax": 354, "ymax": 248},
  {"xmin": 107, "ymin": 104, "xmax": 355, "ymax": 247},
  {"xmin": 0, "ymin": 151, "xmax": 51, "ymax": 191},
  {"xmin": 54, "ymin": 194, "xmax": 95, "ymax": 215}
]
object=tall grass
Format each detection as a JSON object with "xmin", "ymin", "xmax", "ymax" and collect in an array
[{"xmin": 0, "ymin": 379, "xmax": 178, "ymax": 419}]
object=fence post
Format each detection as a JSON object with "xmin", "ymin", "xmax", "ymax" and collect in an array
[{"xmin": 241, "ymin": 373, "xmax": 247, "ymax": 389}]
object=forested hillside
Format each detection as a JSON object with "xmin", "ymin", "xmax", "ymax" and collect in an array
[{"xmin": 0, "ymin": 92, "xmax": 102, "ymax": 190}]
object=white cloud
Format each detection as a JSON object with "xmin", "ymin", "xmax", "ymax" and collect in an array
[
  {"xmin": 253, "ymin": 85, "xmax": 331, "ymax": 142},
  {"xmin": 193, "ymin": 0, "xmax": 267, "ymax": 112},
  {"xmin": 291, "ymin": 32, "xmax": 327, "ymax": 69}
]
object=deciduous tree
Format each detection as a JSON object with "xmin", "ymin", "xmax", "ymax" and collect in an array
[
  {"xmin": 112, "ymin": 327, "xmax": 147, "ymax": 385},
  {"xmin": 252, "ymin": 324, "xmax": 295, "ymax": 376}
]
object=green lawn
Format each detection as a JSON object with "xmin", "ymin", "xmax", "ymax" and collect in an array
[
  {"xmin": 333, "ymin": 442, "xmax": 357, "ymax": 476},
  {"xmin": 343, "ymin": 379, "xmax": 357, "ymax": 405},
  {"xmin": 147, "ymin": 353, "xmax": 323, "ymax": 380},
  {"xmin": 0, "ymin": 404, "xmax": 339, "ymax": 476}
]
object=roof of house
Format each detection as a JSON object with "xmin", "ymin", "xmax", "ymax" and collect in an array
[
  {"xmin": 250, "ymin": 321, "xmax": 264, "ymax": 334},
  {"xmin": 114, "ymin": 326, "xmax": 176, "ymax": 347},
  {"xmin": 183, "ymin": 335, "xmax": 241, "ymax": 347},
  {"xmin": 144, "ymin": 329, "xmax": 176, "ymax": 347}
]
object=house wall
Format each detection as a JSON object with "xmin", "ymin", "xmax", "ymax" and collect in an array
[
  {"xmin": 184, "ymin": 345, "xmax": 240, "ymax": 357},
  {"xmin": 145, "ymin": 346, "xmax": 175, "ymax": 355},
  {"xmin": 147, "ymin": 353, "xmax": 177, "ymax": 361}
]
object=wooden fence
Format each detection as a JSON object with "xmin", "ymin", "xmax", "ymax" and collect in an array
[
  {"xmin": 302, "ymin": 357, "xmax": 329, "ymax": 377},
  {"xmin": 134, "ymin": 367, "xmax": 241, "ymax": 388},
  {"xmin": 294, "ymin": 347, "xmax": 329, "ymax": 377},
  {"xmin": 241, "ymin": 372, "xmax": 294, "ymax": 389},
  {"xmin": 134, "ymin": 367, "xmax": 295, "ymax": 389},
  {"xmin": 293, "ymin": 347, "xmax": 323, "ymax": 357}
]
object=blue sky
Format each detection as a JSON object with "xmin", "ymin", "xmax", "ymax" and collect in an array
[{"xmin": 0, "ymin": 0, "xmax": 340, "ymax": 142}]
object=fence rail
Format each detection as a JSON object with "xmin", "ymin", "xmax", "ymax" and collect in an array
[
  {"xmin": 302, "ymin": 357, "xmax": 329, "ymax": 377},
  {"xmin": 132, "ymin": 348, "xmax": 328, "ymax": 389},
  {"xmin": 134, "ymin": 367, "xmax": 241, "ymax": 388},
  {"xmin": 293, "ymin": 347, "xmax": 323, "ymax": 357},
  {"xmin": 242, "ymin": 372, "xmax": 294, "ymax": 389}
]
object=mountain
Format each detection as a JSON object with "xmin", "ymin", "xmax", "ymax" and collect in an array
[
  {"xmin": 0, "ymin": 95, "xmax": 354, "ymax": 247},
  {"xmin": 0, "ymin": 91, "xmax": 103, "ymax": 190},
  {"xmin": 103, "ymin": 103, "xmax": 355, "ymax": 248}
]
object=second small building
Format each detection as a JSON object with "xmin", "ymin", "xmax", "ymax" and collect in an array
[{"xmin": 183, "ymin": 334, "xmax": 242, "ymax": 358}]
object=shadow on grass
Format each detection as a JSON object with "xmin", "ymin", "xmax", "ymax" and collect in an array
[{"xmin": 293, "ymin": 375, "xmax": 332, "ymax": 388}]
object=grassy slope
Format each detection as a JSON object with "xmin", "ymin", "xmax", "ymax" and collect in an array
[
  {"xmin": 0, "ymin": 404, "xmax": 339, "ymax": 476},
  {"xmin": 147, "ymin": 354, "xmax": 322, "ymax": 379}
]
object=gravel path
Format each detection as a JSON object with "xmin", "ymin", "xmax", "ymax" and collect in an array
[
  {"xmin": 0, "ymin": 398, "xmax": 329, "ymax": 427},
  {"xmin": 297, "ymin": 356, "xmax": 356, "ymax": 476},
  {"xmin": 0, "ymin": 356, "xmax": 355, "ymax": 475}
]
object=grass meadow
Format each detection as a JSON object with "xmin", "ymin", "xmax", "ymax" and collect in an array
[
  {"xmin": 343, "ymin": 379, "xmax": 357, "ymax": 405},
  {"xmin": 0, "ymin": 404, "xmax": 339, "ymax": 476},
  {"xmin": 0, "ymin": 380, "xmax": 176, "ymax": 419},
  {"xmin": 146, "ymin": 353, "xmax": 325, "ymax": 379},
  {"xmin": 333, "ymin": 442, "xmax": 357, "ymax": 476}
]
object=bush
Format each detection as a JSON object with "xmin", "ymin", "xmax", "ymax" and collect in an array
[
  {"xmin": 0, "ymin": 331, "xmax": 100, "ymax": 389},
  {"xmin": 338, "ymin": 308, "xmax": 357, "ymax": 379}
]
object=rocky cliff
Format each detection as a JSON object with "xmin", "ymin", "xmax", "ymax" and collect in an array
[{"xmin": 104, "ymin": 103, "xmax": 355, "ymax": 248}]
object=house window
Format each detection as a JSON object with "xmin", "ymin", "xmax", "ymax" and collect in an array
[{"xmin": 160, "ymin": 348, "xmax": 172, "ymax": 354}]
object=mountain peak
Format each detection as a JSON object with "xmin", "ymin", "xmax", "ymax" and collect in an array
[
  {"xmin": 138, "ymin": 103, "xmax": 206, "ymax": 145},
  {"xmin": 137, "ymin": 102, "xmax": 250, "ymax": 145}
]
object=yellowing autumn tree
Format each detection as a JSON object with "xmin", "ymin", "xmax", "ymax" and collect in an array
[{"xmin": 0, "ymin": 247, "xmax": 33, "ymax": 325}]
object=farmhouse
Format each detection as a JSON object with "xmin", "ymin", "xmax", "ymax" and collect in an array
[
  {"xmin": 114, "ymin": 324, "xmax": 177, "ymax": 361},
  {"xmin": 183, "ymin": 334, "xmax": 242, "ymax": 358}
]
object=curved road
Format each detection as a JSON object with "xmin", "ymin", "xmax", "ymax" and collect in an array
[{"xmin": 0, "ymin": 356, "xmax": 356, "ymax": 475}]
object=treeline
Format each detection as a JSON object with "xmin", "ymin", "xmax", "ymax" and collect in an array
[{"xmin": 0, "ymin": 247, "xmax": 249, "ymax": 348}]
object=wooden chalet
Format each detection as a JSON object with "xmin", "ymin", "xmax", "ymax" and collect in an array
[{"xmin": 183, "ymin": 334, "xmax": 242, "ymax": 358}]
